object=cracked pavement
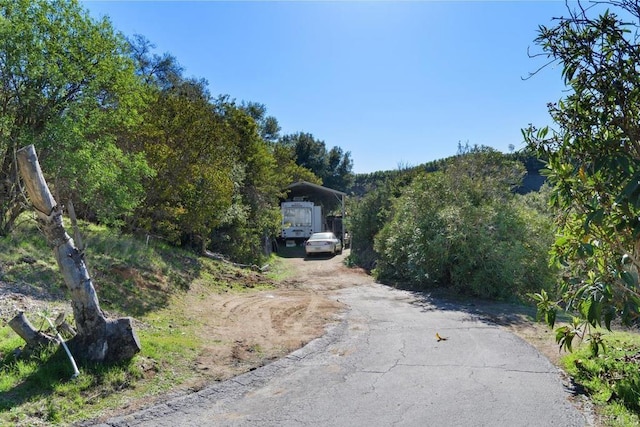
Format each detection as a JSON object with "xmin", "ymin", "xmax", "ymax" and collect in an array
[{"xmin": 91, "ymin": 282, "xmax": 591, "ymax": 427}]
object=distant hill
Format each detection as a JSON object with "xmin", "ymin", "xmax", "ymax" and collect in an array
[{"xmin": 349, "ymin": 151, "xmax": 546, "ymax": 197}]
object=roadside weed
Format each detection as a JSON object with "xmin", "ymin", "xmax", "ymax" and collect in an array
[{"xmin": 562, "ymin": 332, "xmax": 640, "ymax": 426}]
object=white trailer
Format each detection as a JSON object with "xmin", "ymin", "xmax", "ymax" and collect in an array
[{"xmin": 281, "ymin": 201, "xmax": 323, "ymax": 240}]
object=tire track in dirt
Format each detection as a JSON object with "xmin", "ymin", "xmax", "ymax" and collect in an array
[
  {"xmin": 87, "ymin": 249, "xmax": 371, "ymax": 421},
  {"xmin": 188, "ymin": 251, "xmax": 362, "ymax": 386}
]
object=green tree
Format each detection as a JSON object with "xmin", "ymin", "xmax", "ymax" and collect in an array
[
  {"xmin": 127, "ymin": 37, "xmax": 307, "ymax": 262},
  {"xmin": 373, "ymin": 149, "xmax": 555, "ymax": 299},
  {"xmin": 209, "ymin": 98, "xmax": 286, "ymax": 263},
  {"xmin": 280, "ymin": 132, "xmax": 328, "ymax": 176},
  {"xmin": 0, "ymin": 0, "xmax": 149, "ymax": 230},
  {"xmin": 131, "ymin": 79, "xmax": 235, "ymax": 251},
  {"xmin": 127, "ymin": 34, "xmax": 184, "ymax": 90},
  {"xmin": 348, "ymin": 181, "xmax": 397, "ymax": 270},
  {"xmin": 348, "ymin": 163, "xmax": 419, "ymax": 270},
  {"xmin": 324, "ymin": 146, "xmax": 354, "ymax": 191},
  {"xmin": 240, "ymin": 101, "xmax": 281, "ymax": 142},
  {"xmin": 271, "ymin": 142, "xmax": 322, "ymax": 185},
  {"xmin": 525, "ymin": 0, "xmax": 640, "ymax": 352},
  {"xmin": 279, "ymin": 132, "xmax": 353, "ymax": 191}
]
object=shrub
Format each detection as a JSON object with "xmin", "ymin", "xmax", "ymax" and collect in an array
[{"xmin": 373, "ymin": 150, "xmax": 556, "ymax": 299}]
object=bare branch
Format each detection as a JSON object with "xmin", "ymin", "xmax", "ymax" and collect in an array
[{"xmin": 522, "ymin": 53, "xmax": 558, "ymax": 81}]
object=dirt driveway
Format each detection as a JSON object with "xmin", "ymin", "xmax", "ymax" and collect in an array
[
  {"xmin": 188, "ymin": 247, "xmax": 561, "ymax": 387},
  {"xmin": 189, "ymin": 248, "xmax": 365, "ymax": 385}
]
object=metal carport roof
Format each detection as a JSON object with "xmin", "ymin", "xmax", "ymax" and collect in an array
[
  {"xmin": 284, "ymin": 180, "xmax": 346, "ymax": 210},
  {"xmin": 283, "ymin": 181, "xmax": 347, "ymax": 239}
]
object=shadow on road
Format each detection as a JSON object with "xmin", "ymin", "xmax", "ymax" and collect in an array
[
  {"xmin": 275, "ymin": 243, "xmax": 563, "ymax": 334},
  {"xmin": 274, "ymin": 245, "xmax": 306, "ymax": 259},
  {"xmin": 276, "ymin": 243, "xmax": 543, "ymax": 328},
  {"xmin": 303, "ymin": 253, "xmax": 341, "ymax": 262},
  {"xmin": 381, "ymin": 282, "xmax": 542, "ymax": 329},
  {"xmin": 274, "ymin": 244, "xmax": 341, "ymax": 261}
]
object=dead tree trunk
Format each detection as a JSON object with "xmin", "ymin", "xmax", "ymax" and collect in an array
[
  {"xmin": 8, "ymin": 312, "xmax": 56, "ymax": 350},
  {"xmin": 15, "ymin": 144, "xmax": 141, "ymax": 363}
]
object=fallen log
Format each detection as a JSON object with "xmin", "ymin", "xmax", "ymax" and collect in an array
[
  {"xmin": 203, "ymin": 250, "xmax": 269, "ymax": 271},
  {"xmin": 8, "ymin": 312, "xmax": 56, "ymax": 350}
]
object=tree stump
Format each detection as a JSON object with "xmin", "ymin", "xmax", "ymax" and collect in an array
[{"xmin": 14, "ymin": 144, "xmax": 141, "ymax": 363}]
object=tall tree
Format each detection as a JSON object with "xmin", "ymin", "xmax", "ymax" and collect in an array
[
  {"xmin": 0, "ymin": 0, "xmax": 149, "ymax": 231},
  {"xmin": 279, "ymin": 132, "xmax": 353, "ymax": 191},
  {"xmin": 209, "ymin": 99, "xmax": 286, "ymax": 262},
  {"xmin": 127, "ymin": 34, "xmax": 183, "ymax": 90},
  {"xmin": 281, "ymin": 132, "xmax": 328, "ymax": 176},
  {"xmin": 271, "ymin": 142, "xmax": 322, "ymax": 185},
  {"xmin": 132, "ymin": 81, "xmax": 235, "ymax": 251},
  {"xmin": 324, "ymin": 146, "xmax": 354, "ymax": 191},
  {"xmin": 126, "ymin": 38, "xmax": 313, "ymax": 262},
  {"xmin": 240, "ymin": 101, "xmax": 281, "ymax": 142},
  {"xmin": 525, "ymin": 0, "xmax": 640, "ymax": 352}
]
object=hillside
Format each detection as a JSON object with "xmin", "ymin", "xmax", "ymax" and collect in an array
[
  {"xmin": 0, "ymin": 220, "xmax": 344, "ymax": 425},
  {"xmin": 349, "ymin": 150, "xmax": 546, "ymax": 197}
]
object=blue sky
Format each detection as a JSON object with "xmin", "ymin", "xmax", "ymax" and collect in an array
[{"xmin": 83, "ymin": 1, "xmax": 572, "ymax": 174}]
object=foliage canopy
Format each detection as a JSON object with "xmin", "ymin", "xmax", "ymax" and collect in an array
[
  {"xmin": 279, "ymin": 132, "xmax": 354, "ymax": 192},
  {"xmin": 352, "ymin": 147, "xmax": 557, "ymax": 300},
  {"xmin": 0, "ymin": 2, "xmax": 358, "ymax": 264},
  {"xmin": 525, "ymin": 0, "xmax": 640, "ymax": 352},
  {"xmin": 0, "ymin": 0, "xmax": 151, "ymax": 230}
]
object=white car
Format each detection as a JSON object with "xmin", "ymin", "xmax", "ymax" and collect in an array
[{"xmin": 305, "ymin": 232, "xmax": 343, "ymax": 256}]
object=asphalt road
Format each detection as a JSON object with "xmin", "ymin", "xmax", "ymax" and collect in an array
[{"xmin": 94, "ymin": 282, "xmax": 591, "ymax": 427}]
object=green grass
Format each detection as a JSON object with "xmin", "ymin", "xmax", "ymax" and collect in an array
[
  {"xmin": 0, "ymin": 214, "xmax": 282, "ymax": 425},
  {"xmin": 262, "ymin": 252, "xmax": 296, "ymax": 282},
  {"xmin": 562, "ymin": 331, "xmax": 640, "ymax": 426}
]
